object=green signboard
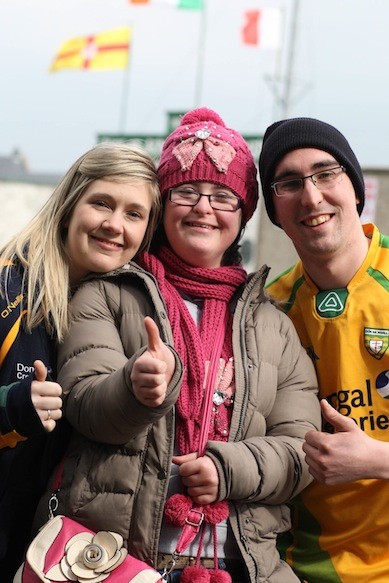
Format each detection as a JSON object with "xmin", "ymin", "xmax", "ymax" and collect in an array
[
  {"xmin": 98, "ymin": 110, "xmax": 262, "ymax": 161},
  {"xmin": 97, "ymin": 132, "xmax": 263, "ymax": 162}
]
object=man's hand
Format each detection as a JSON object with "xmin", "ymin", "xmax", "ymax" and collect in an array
[
  {"xmin": 303, "ymin": 399, "xmax": 389, "ymax": 484},
  {"xmin": 131, "ymin": 316, "xmax": 175, "ymax": 407},
  {"xmin": 173, "ymin": 452, "xmax": 220, "ymax": 505},
  {"xmin": 31, "ymin": 360, "xmax": 62, "ymax": 432}
]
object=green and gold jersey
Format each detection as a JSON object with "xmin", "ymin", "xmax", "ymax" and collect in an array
[{"xmin": 267, "ymin": 223, "xmax": 389, "ymax": 583}]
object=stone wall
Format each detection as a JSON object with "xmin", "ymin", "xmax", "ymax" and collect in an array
[{"xmin": 0, "ymin": 181, "xmax": 54, "ymax": 246}]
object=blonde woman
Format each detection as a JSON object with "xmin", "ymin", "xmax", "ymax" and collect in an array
[{"xmin": 0, "ymin": 142, "xmax": 161, "ymax": 581}]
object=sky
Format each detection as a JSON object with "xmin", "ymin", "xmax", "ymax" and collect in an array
[{"xmin": 1, "ymin": 0, "xmax": 389, "ymax": 175}]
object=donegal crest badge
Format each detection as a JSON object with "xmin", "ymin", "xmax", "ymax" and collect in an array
[{"xmin": 364, "ymin": 328, "xmax": 389, "ymax": 359}]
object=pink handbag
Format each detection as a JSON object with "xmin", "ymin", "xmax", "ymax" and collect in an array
[{"xmin": 14, "ymin": 515, "xmax": 162, "ymax": 583}]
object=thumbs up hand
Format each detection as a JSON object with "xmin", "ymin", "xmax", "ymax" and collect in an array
[
  {"xmin": 30, "ymin": 360, "xmax": 63, "ymax": 432},
  {"xmin": 303, "ymin": 399, "xmax": 388, "ymax": 484},
  {"xmin": 131, "ymin": 317, "xmax": 175, "ymax": 407}
]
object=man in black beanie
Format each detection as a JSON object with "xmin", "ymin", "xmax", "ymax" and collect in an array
[{"xmin": 259, "ymin": 117, "xmax": 389, "ymax": 583}]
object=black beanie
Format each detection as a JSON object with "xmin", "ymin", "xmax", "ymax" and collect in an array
[{"xmin": 258, "ymin": 117, "xmax": 365, "ymax": 226}]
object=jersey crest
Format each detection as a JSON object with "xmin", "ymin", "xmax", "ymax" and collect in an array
[{"xmin": 364, "ymin": 327, "xmax": 389, "ymax": 359}]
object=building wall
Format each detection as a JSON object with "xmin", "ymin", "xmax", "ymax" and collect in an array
[{"xmin": 0, "ymin": 181, "xmax": 54, "ymax": 246}]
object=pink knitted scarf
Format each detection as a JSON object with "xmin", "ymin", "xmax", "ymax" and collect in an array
[{"xmin": 140, "ymin": 247, "xmax": 247, "ymax": 454}]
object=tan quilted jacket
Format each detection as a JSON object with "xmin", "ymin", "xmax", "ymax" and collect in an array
[{"xmin": 35, "ymin": 262, "xmax": 320, "ymax": 582}]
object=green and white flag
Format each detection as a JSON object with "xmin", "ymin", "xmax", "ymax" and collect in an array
[{"xmin": 130, "ymin": 0, "xmax": 203, "ymax": 10}]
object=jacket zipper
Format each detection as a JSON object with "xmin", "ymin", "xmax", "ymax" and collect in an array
[{"xmin": 232, "ymin": 501, "xmax": 260, "ymax": 582}]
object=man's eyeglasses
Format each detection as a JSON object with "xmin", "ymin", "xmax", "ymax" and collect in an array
[
  {"xmin": 271, "ymin": 166, "xmax": 346, "ymax": 197},
  {"xmin": 169, "ymin": 187, "xmax": 241, "ymax": 212}
]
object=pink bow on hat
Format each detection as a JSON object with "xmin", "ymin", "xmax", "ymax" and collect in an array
[{"xmin": 172, "ymin": 129, "xmax": 236, "ymax": 174}]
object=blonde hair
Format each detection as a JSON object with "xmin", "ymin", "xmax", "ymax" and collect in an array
[{"xmin": 0, "ymin": 142, "xmax": 160, "ymax": 341}]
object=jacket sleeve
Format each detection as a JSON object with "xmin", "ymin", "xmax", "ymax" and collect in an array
[
  {"xmin": 0, "ymin": 376, "xmax": 45, "ymax": 449},
  {"xmin": 58, "ymin": 278, "xmax": 183, "ymax": 445},
  {"xmin": 206, "ymin": 302, "xmax": 321, "ymax": 505},
  {"xmin": 0, "ymin": 268, "xmax": 46, "ymax": 447},
  {"xmin": 0, "ymin": 383, "xmax": 29, "ymax": 448}
]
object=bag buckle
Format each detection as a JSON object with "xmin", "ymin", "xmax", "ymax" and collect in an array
[
  {"xmin": 185, "ymin": 508, "xmax": 204, "ymax": 528},
  {"xmin": 160, "ymin": 551, "xmax": 180, "ymax": 580},
  {"xmin": 48, "ymin": 491, "xmax": 59, "ymax": 520}
]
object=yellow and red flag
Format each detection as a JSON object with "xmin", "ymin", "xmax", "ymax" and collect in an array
[{"xmin": 50, "ymin": 26, "xmax": 130, "ymax": 72}]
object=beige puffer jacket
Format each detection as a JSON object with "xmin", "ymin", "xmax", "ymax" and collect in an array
[{"xmin": 35, "ymin": 262, "xmax": 320, "ymax": 583}]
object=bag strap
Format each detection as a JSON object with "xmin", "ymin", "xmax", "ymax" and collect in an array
[
  {"xmin": 162, "ymin": 312, "xmax": 228, "ymax": 576},
  {"xmin": 197, "ymin": 310, "xmax": 228, "ymax": 456},
  {"xmin": 48, "ymin": 452, "xmax": 67, "ymax": 519}
]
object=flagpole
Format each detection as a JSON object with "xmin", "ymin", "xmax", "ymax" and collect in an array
[
  {"xmin": 282, "ymin": 0, "xmax": 299, "ymax": 117},
  {"xmin": 271, "ymin": 7, "xmax": 285, "ymax": 120},
  {"xmin": 194, "ymin": 0, "xmax": 207, "ymax": 106},
  {"xmin": 118, "ymin": 25, "xmax": 132, "ymax": 133}
]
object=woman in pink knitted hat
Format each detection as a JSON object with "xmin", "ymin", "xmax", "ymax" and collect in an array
[{"xmin": 37, "ymin": 108, "xmax": 321, "ymax": 583}]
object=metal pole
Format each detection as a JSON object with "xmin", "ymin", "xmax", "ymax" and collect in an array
[
  {"xmin": 282, "ymin": 0, "xmax": 300, "ymax": 117},
  {"xmin": 194, "ymin": 0, "xmax": 207, "ymax": 106},
  {"xmin": 118, "ymin": 25, "xmax": 132, "ymax": 133}
]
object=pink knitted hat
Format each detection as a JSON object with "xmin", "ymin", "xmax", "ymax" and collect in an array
[{"xmin": 158, "ymin": 107, "xmax": 259, "ymax": 224}]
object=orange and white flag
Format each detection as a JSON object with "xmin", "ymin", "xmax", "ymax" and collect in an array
[
  {"xmin": 50, "ymin": 26, "xmax": 130, "ymax": 72},
  {"xmin": 241, "ymin": 9, "xmax": 281, "ymax": 49}
]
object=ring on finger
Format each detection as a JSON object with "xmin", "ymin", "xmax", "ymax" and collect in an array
[{"xmin": 47, "ymin": 409, "xmax": 51, "ymax": 421}]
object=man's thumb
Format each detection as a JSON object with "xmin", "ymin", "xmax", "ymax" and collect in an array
[
  {"xmin": 34, "ymin": 359, "xmax": 47, "ymax": 382},
  {"xmin": 321, "ymin": 399, "xmax": 354, "ymax": 432}
]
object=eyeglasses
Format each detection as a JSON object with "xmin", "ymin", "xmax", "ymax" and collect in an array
[
  {"xmin": 271, "ymin": 166, "xmax": 346, "ymax": 197},
  {"xmin": 169, "ymin": 187, "xmax": 241, "ymax": 212}
]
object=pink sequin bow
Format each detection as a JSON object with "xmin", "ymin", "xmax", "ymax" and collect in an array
[{"xmin": 172, "ymin": 128, "xmax": 236, "ymax": 173}]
